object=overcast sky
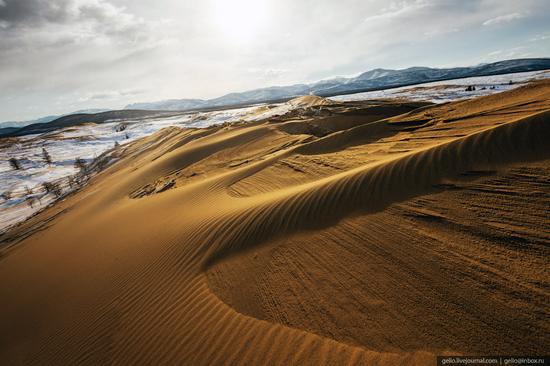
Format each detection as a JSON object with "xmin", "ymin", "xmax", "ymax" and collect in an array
[{"xmin": 1, "ymin": 0, "xmax": 549, "ymax": 121}]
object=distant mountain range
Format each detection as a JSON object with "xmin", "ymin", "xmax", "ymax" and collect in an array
[
  {"xmin": 1, "ymin": 58, "xmax": 549, "ymax": 138},
  {"xmin": 125, "ymin": 58, "xmax": 550, "ymax": 111},
  {"xmin": 0, "ymin": 110, "xmax": 175, "ymax": 138},
  {"xmin": 0, "ymin": 109, "xmax": 109, "ymax": 130}
]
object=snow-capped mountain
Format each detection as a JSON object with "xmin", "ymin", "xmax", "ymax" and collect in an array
[{"xmin": 125, "ymin": 58, "xmax": 550, "ymax": 111}]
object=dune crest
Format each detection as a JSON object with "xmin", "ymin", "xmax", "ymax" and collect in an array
[
  {"xmin": 288, "ymin": 95, "xmax": 335, "ymax": 107},
  {"xmin": 1, "ymin": 81, "xmax": 549, "ymax": 365}
]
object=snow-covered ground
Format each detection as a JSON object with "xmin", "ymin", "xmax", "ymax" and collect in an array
[
  {"xmin": 330, "ymin": 70, "xmax": 550, "ymax": 103},
  {"xmin": 1, "ymin": 69, "xmax": 550, "ymax": 233},
  {"xmin": 0, "ymin": 107, "xmax": 259, "ymax": 232}
]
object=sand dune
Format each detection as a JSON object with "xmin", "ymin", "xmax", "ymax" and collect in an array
[{"xmin": 1, "ymin": 82, "xmax": 549, "ymax": 365}]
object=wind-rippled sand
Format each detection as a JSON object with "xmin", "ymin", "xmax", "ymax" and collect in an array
[{"xmin": 1, "ymin": 82, "xmax": 549, "ymax": 365}]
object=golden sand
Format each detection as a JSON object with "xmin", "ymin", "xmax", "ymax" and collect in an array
[{"xmin": 1, "ymin": 81, "xmax": 549, "ymax": 365}]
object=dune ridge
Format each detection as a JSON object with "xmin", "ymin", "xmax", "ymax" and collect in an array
[
  {"xmin": 202, "ymin": 108, "xmax": 550, "ymax": 265},
  {"xmin": 1, "ymin": 81, "xmax": 549, "ymax": 365}
]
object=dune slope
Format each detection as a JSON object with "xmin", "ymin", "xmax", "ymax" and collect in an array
[{"xmin": 0, "ymin": 84, "xmax": 549, "ymax": 365}]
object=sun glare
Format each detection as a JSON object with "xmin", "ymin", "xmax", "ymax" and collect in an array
[{"xmin": 211, "ymin": 0, "xmax": 269, "ymax": 43}]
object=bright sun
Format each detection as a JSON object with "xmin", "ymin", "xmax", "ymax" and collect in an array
[{"xmin": 211, "ymin": 0, "xmax": 269, "ymax": 43}]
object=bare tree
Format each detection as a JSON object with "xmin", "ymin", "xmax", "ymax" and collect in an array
[
  {"xmin": 67, "ymin": 175, "xmax": 77, "ymax": 189},
  {"xmin": 24, "ymin": 186, "xmax": 35, "ymax": 207},
  {"xmin": 43, "ymin": 181, "xmax": 62, "ymax": 198},
  {"xmin": 25, "ymin": 196, "xmax": 36, "ymax": 208},
  {"xmin": 42, "ymin": 147, "xmax": 53, "ymax": 166},
  {"xmin": 0, "ymin": 191, "xmax": 11, "ymax": 201},
  {"xmin": 8, "ymin": 157, "xmax": 21, "ymax": 170},
  {"xmin": 74, "ymin": 157, "xmax": 87, "ymax": 172},
  {"xmin": 115, "ymin": 123, "xmax": 128, "ymax": 132}
]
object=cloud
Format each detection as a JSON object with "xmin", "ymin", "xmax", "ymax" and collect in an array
[
  {"xmin": 424, "ymin": 27, "xmax": 459, "ymax": 38},
  {"xmin": 363, "ymin": 0, "xmax": 430, "ymax": 24},
  {"xmin": 0, "ymin": 0, "xmax": 71, "ymax": 26},
  {"xmin": 482, "ymin": 12, "xmax": 526, "ymax": 26},
  {"xmin": 0, "ymin": 0, "xmax": 149, "ymax": 44},
  {"xmin": 247, "ymin": 67, "xmax": 290, "ymax": 80},
  {"xmin": 78, "ymin": 89, "xmax": 144, "ymax": 102},
  {"xmin": 487, "ymin": 50, "xmax": 503, "ymax": 57},
  {"xmin": 530, "ymin": 34, "xmax": 550, "ymax": 42},
  {"xmin": 485, "ymin": 46, "xmax": 532, "ymax": 62},
  {"xmin": 1, "ymin": 0, "xmax": 550, "ymax": 121}
]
